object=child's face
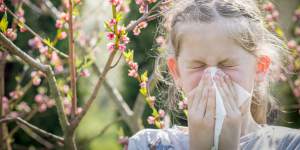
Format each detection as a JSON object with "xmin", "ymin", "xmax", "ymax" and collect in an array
[{"xmin": 168, "ymin": 23, "xmax": 258, "ymax": 94}]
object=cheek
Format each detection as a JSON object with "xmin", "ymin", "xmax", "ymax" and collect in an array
[
  {"xmin": 224, "ymin": 69, "xmax": 255, "ymax": 93},
  {"xmin": 179, "ymin": 69, "xmax": 204, "ymax": 93}
]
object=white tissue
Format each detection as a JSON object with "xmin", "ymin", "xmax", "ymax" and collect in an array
[{"xmin": 204, "ymin": 67, "xmax": 252, "ymax": 150}]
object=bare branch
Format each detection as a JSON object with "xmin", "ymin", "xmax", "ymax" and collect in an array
[
  {"xmin": 0, "ymin": 117, "xmax": 64, "ymax": 143},
  {"xmin": 0, "ymin": 32, "xmax": 69, "ymax": 133},
  {"xmin": 67, "ymin": 0, "xmax": 77, "ymax": 119}
]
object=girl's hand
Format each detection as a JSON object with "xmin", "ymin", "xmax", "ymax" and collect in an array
[
  {"xmin": 187, "ymin": 71, "xmax": 216, "ymax": 150},
  {"xmin": 214, "ymin": 71, "xmax": 242, "ymax": 150}
]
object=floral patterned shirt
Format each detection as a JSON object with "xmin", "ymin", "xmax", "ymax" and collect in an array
[{"xmin": 127, "ymin": 124, "xmax": 300, "ymax": 150}]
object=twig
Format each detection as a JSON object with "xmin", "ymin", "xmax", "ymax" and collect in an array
[
  {"xmin": 0, "ymin": 51, "xmax": 8, "ymax": 150},
  {"xmin": 0, "ymin": 32, "xmax": 69, "ymax": 133},
  {"xmin": 5, "ymin": 6, "xmax": 68, "ymax": 58},
  {"xmin": 0, "ymin": 117, "xmax": 64, "ymax": 143},
  {"xmin": 18, "ymin": 123, "xmax": 55, "ymax": 149},
  {"xmin": 110, "ymin": 52, "xmax": 123, "ymax": 69},
  {"xmin": 67, "ymin": 0, "xmax": 77, "ymax": 119}
]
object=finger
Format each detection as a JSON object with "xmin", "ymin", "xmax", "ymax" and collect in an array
[
  {"xmin": 223, "ymin": 74, "xmax": 240, "ymax": 112},
  {"xmin": 192, "ymin": 73, "xmax": 209, "ymax": 110},
  {"xmin": 197, "ymin": 82, "xmax": 209, "ymax": 118},
  {"xmin": 204, "ymin": 81, "xmax": 216, "ymax": 119},
  {"xmin": 215, "ymin": 75, "xmax": 234, "ymax": 114}
]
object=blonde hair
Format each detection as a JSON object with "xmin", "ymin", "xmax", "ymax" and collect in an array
[{"xmin": 155, "ymin": 0, "xmax": 290, "ymax": 124}]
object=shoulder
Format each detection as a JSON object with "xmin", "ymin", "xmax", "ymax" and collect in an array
[
  {"xmin": 127, "ymin": 126, "xmax": 189, "ymax": 150},
  {"xmin": 240, "ymin": 125, "xmax": 300, "ymax": 150}
]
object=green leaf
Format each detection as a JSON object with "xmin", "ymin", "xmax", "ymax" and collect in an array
[
  {"xmin": 44, "ymin": 38, "xmax": 54, "ymax": 47},
  {"xmin": 0, "ymin": 13, "xmax": 8, "ymax": 32}
]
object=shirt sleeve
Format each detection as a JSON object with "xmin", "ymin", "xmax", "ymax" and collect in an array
[{"xmin": 240, "ymin": 125, "xmax": 300, "ymax": 150}]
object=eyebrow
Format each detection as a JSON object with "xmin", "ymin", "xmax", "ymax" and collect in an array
[{"xmin": 189, "ymin": 58, "xmax": 233, "ymax": 64}]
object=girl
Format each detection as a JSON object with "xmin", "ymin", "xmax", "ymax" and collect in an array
[{"xmin": 128, "ymin": 0, "xmax": 300, "ymax": 149}]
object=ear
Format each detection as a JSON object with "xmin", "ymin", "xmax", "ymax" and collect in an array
[
  {"xmin": 255, "ymin": 55, "xmax": 271, "ymax": 83},
  {"xmin": 167, "ymin": 56, "xmax": 182, "ymax": 88}
]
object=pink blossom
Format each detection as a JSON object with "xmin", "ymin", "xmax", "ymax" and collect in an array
[
  {"xmin": 39, "ymin": 46, "xmax": 48, "ymax": 54},
  {"xmin": 76, "ymin": 107, "xmax": 82, "ymax": 115},
  {"xmin": 35, "ymin": 94, "xmax": 44, "ymax": 104},
  {"xmin": 158, "ymin": 109, "xmax": 165, "ymax": 118},
  {"xmin": 80, "ymin": 69, "xmax": 90, "ymax": 77},
  {"xmin": 128, "ymin": 61, "xmax": 138, "ymax": 70},
  {"xmin": 8, "ymin": 111, "xmax": 19, "ymax": 118},
  {"xmin": 20, "ymin": 26, "xmax": 27, "ymax": 32},
  {"xmin": 128, "ymin": 69, "xmax": 138, "ymax": 78},
  {"xmin": 133, "ymin": 26, "xmax": 141, "ymax": 36},
  {"xmin": 16, "ymin": 9, "xmax": 24, "ymax": 18},
  {"xmin": 107, "ymin": 42, "xmax": 115, "ymax": 53},
  {"xmin": 38, "ymin": 103, "xmax": 47, "ymax": 112},
  {"xmin": 55, "ymin": 65, "xmax": 64, "ymax": 73},
  {"xmin": 138, "ymin": 21, "xmax": 148, "ymax": 29},
  {"xmin": 5, "ymin": 28, "xmax": 17, "ymax": 41},
  {"xmin": 106, "ymin": 32, "xmax": 115, "ymax": 40},
  {"xmin": 60, "ymin": 12, "xmax": 69, "ymax": 21},
  {"xmin": 28, "ymin": 37, "xmax": 43, "ymax": 49},
  {"xmin": 9, "ymin": 90, "xmax": 23, "ymax": 99},
  {"xmin": 109, "ymin": 0, "xmax": 123, "ymax": 6},
  {"xmin": 120, "ymin": 35, "xmax": 130, "ymax": 44},
  {"xmin": 32, "ymin": 77, "xmax": 41, "ymax": 86},
  {"xmin": 139, "ymin": 5, "xmax": 146, "ymax": 14},
  {"xmin": 118, "ymin": 44, "xmax": 126, "ymax": 52},
  {"xmin": 0, "ymin": 4, "xmax": 6, "ymax": 13},
  {"xmin": 58, "ymin": 31, "xmax": 67, "ymax": 40},
  {"xmin": 272, "ymin": 10, "xmax": 279, "ymax": 20},
  {"xmin": 262, "ymin": 2, "xmax": 274, "ymax": 12},
  {"xmin": 2, "ymin": 96, "xmax": 9, "ymax": 114},
  {"xmin": 147, "ymin": 116, "xmax": 155, "ymax": 125},
  {"xmin": 46, "ymin": 99, "xmax": 55, "ymax": 108},
  {"xmin": 17, "ymin": 102, "xmax": 31, "ymax": 112},
  {"xmin": 108, "ymin": 18, "xmax": 117, "ymax": 27},
  {"xmin": 156, "ymin": 36, "xmax": 165, "ymax": 45},
  {"xmin": 55, "ymin": 20, "xmax": 63, "ymax": 29},
  {"xmin": 74, "ymin": 0, "xmax": 81, "ymax": 4},
  {"xmin": 287, "ymin": 40, "xmax": 297, "ymax": 49},
  {"xmin": 135, "ymin": 0, "xmax": 144, "ymax": 5},
  {"xmin": 140, "ymin": 82, "xmax": 146, "ymax": 88},
  {"xmin": 147, "ymin": 0, "xmax": 156, "ymax": 3}
]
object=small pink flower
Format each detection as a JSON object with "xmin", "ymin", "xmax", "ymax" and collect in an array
[
  {"xmin": 272, "ymin": 10, "xmax": 279, "ymax": 20},
  {"xmin": 106, "ymin": 32, "xmax": 115, "ymax": 40},
  {"xmin": 138, "ymin": 21, "xmax": 148, "ymax": 29},
  {"xmin": 120, "ymin": 35, "xmax": 130, "ymax": 44},
  {"xmin": 74, "ymin": 0, "xmax": 81, "ymax": 4},
  {"xmin": 118, "ymin": 44, "xmax": 126, "ymax": 52},
  {"xmin": 58, "ymin": 31, "xmax": 67, "ymax": 40},
  {"xmin": 140, "ymin": 82, "xmax": 146, "ymax": 88},
  {"xmin": 46, "ymin": 99, "xmax": 55, "ymax": 108},
  {"xmin": 76, "ymin": 107, "xmax": 82, "ymax": 115},
  {"xmin": 17, "ymin": 102, "xmax": 31, "ymax": 112},
  {"xmin": 9, "ymin": 90, "xmax": 23, "ymax": 99},
  {"xmin": 60, "ymin": 12, "xmax": 69, "ymax": 21},
  {"xmin": 147, "ymin": 0, "xmax": 156, "ymax": 3},
  {"xmin": 28, "ymin": 37, "xmax": 43, "ymax": 49},
  {"xmin": 135, "ymin": 0, "xmax": 144, "ymax": 5},
  {"xmin": 32, "ymin": 77, "xmax": 41, "ymax": 86},
  {"xmin": 109, "ymin": 0, "xmax": 123, "ymax": 6},
  {"xmin": 35, "ymin": 94, "xmax": 44, "ymax": 104},
  {"xmin": 20, "ymin": 26, "xmax": 27, "ymax": 32},
  {"xmin": 158, "ymin": 109, "xmax": 165, "ymax": 118},
  {"xmin": 139, "ymin": 5, "xmax": 146, "ymax": 14},
  {"xmin": 287, "ymin": 40, "xmax": 297, "ymax": 49},
  {"xmin": 80, "ymin": 69, "xmax": 90, "ymax": 77},
  {"xmin": 39, "ymin": 46, "xmax": 48, "ymax": 54},
  {"xmin": 147, "ymin": 116, "xmax": 155, "ymax": 125},
  {"xmin": 128, "ymin": 69, "xmax": 138, "ymax": 78},
  {"xmin": 262, "ymin": 2, "xmax": 274, "ymax": 12},
  {"xmin": 156, "ymin": 36, "xmax": 165, "ymax": 45},
  {"xmin": 38, "ymin": 103, "xmax": 47, "ymax": 112},
  {"xmin": 55, "ymin": 20, "xmax": 63, "ymax": 29},
  {"xmin": 107, "ymin": 42, "xmax": 115, "ymax": 53},
  {"xmin": 16, "ymin": 8, "xmax": 24, "ymax": 18},
  {"xmin": 5, "ymin": 28, "xmax": 17, "ymax": 41},
  {"xmin": 128, "ymin": 61, "xmax": 138, "ymax": 70},
  {"xmin": 55, "ymin": 65, "xmax": 64, "ymax": 73},
  {"xmin": 108, "ymin": 18, "xmax": 117, "ymax": 27},
  {"xmin": 133, "ymin": 26, "xmax": 141, "ymax": 36}
]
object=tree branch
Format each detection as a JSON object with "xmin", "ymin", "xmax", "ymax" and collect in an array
[
  {"xmin": 67, "ymin": 0, "xmax": 77, "ymax": 120},
  {"xmin": 0, "ymin": 32, "xmax": 69, "ymax": 133},
  {"xmin": 0, "ymin": 117, "xmax": 64, "ymax": 143}
]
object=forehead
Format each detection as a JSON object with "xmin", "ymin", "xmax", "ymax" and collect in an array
[{"xmin": 176, "ymin": 22, "xmax": 249, "ymax": 60}]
